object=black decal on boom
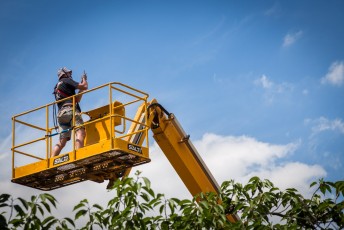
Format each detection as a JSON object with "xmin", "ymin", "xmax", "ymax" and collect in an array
[
  {"xmin": 53, "ymin": 154, "xmax": 70, "ymax": 165},
  {"xmin": 128, "ymin": 144, "xmax": 142, "ymax": 154}
]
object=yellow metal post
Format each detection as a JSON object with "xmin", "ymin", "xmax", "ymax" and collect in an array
[
  {"xmin": 46, "ymin": 105, "xmax": 49, "ymax": 161},
  {"xmin": 11, "ymin": 117, "xmax": 15, "ymax": 178},
  {"xmin": 144, "ymin": 101, "xmax": 149, "ymax": 148},
  {"xmin": 72, "ymin": 95, "xmax": 76, "ymax": 160},
  {"xmin": 109, "ymin": 83, "xmax": 113, "ymax": 149}
]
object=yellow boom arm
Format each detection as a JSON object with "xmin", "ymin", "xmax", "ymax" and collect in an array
[
  {"xmin": 128, "ymin": 99, "xmax": 239, "ymax": 222},
  {"xmin": 148, "ymin": 102, "xmax": 220, "ymax": 196}
]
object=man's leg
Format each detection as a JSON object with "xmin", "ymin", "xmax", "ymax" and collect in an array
[
  {"xmin": 75, "ymin": 111, "xmax": 85, "ymax": 149},
  {"xmin": 51, "ymin": 138, "xmax": 68, "ymax": 157},
  {"xmin": 75, "ymin": 128, "xmax": 86, "ymax": 149},
  {"xmin": 53, "ymin": 107, "xmax": 72, "ymax": 157}
]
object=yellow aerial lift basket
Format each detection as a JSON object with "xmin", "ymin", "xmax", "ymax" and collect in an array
[
  {"xmin": 11, "ymin": 81, "xmax": 239, "ymax": 222},
  {"xmin": 11, "ymin": 82, "xmax": 151, "ymax": 190}
]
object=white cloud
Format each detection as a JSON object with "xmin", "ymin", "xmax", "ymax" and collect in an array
[
  {"xmin": 283, "ymin": 30, "xmax": 303, "ymax": 47},
  {"xmin": 193, "ymin": 134, "xmax": 325, "ymax": 192},
  {"xmin": 255, "ymin": 74, "xmax": 273, "ymax": 89},
  {"xmin": 139, "ymin": 133, "xmax": 325, "ymax": 199},
  {"xmin": 264, "ymin": 1, "xmax": 281, "ymax": 17},
  {"xmin": 305, "ymin": 117, "xmax": 344, "ymax": 135},
  {"xmin": 212, "ymin": 73, "xmax": 224, "ymax": 83},
  {"xmin": 321, "ymin": 61, "xmax": 344, "ymax": 86},
  {"xmin": 264, "ymin": 5, "xmax": 277, "ymax": 16},
  {"xmin": 148, "ymin": 133, "xmax": 322, "ymax": 191},
  {"xmin": 0, "ymin": 135, "xmax": 11, "ymax": 161},
  {"xmin": 254, "ymin": 75, "xmax": 294, "ymax": 104},
  {"xmin": 245, "ymin": 162, "xmax": 326, "ymax": 195},
  {"xmin": 304, "ymin": 117, "xmax": 344, "ymax": 172}
]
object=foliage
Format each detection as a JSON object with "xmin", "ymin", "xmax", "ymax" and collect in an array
[
  {"xmin": 72, "ymin": 171, "xmax": 230, "ymax": 229},
  {"xmin": 222, "ymin": 177, "xmax": 344, "ymax": 229},
  {"xmin": 0, "ymin": 193, "xmax": 74, "ymax": 230},
  {"xmin": 1, "ymin": 171, "xmax": 343, "ymax": 229}
]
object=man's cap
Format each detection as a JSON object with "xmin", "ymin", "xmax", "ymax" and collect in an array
[{"xmin": 57, "ymin": 67, "xmax": 72, "ymax": 79}]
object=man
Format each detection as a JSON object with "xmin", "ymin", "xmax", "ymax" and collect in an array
[{"xmin": 51, "ymin": 67, "xmax": 88, "ymax": 157}]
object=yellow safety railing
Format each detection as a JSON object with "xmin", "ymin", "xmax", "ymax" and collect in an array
[{"xmin": 11, "ymin": 82, "xmax": 149, "ymax": 178}]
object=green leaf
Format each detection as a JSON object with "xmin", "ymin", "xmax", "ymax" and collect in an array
[
  {"xmin": 43, "ymin": 219, "xmax": 58, "ymax": 230},
  {"xmin": 64, "ymin": 217, "xmax": 75, "ymax": 227},
  {"xmin": 142, "ymin": 186, "xmax": 155, "ymax": 198},
  {"xmin": 179, "ymin": 199, "xmax": 191, "ymax": 206},
  {"xmin": 199, "ymin": 201, "xmax": 209, "ymax": 209},
  {"xmin": 310, "ymin": 181, "xmax": 317, "ymax": 188},
  {"xmin": 170, "ymin": 198, "xmax": 180, "ymax": 204},
  {"xmin": 168, "ymin": 200, "xmax": 176, "ymax": 214},
  {"xmin": 159, "ymin": 204, "xmax": 165, "ymax": 214},
  {"xmin": 73, "ymin": 202, "xmax": 86, "ymax": 211},
  {"xmin": 249, "ymin": 176, "xmax": 260, "ymax": 184},
  {"xmin": 44, "ymin": 193, "xmax": 57, "ymax": 208},
  {"xmin": 93, "ymin": 203, "xmax": 103, "ymax": 210},
  {"xmin": 140, "ymin": 192, "xmax": 150, "ymax": 202},
  {"xmin": 0, "ymin": 194, "xmax": 10, "ymax": 203},
  {"xmin": 14, "ymin": 204, "xmax": 25, "ymax": 217},
  {"xmin": 41, "ymin": 216, "xmax": 55, "ymax": 226},
  {"xmin": 38, "ymin": 205, "xmax": 44, "ymax": 216},
  {"xmin": 143, "ymin": 177, "xmax": 151, "ymax": 189},
  {"xmin": 9, "ymin": 218, "xmax": 23, "ymax": 227},
  {"xmin": 42, "ymin": 202, "xmax": 51, "ymax": 213},
  {"xmin": 18, "ymin": 197, "xmax": 29, "ymax": 210},
  {"xmin": 0, "ymin": 214, "xmax": 8, "ymax": 229},
  {"xmin": 75, "ymin": 209, "xmax": 87, "ymax": 220},
  {"xmin": 320, "ymin": 184, "xmax": 326, "ymax": 194}
]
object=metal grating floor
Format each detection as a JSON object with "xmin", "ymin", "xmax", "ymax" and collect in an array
[{"xmin": 12, "ymin": 150, "xmax": 151, "ymax": 191}]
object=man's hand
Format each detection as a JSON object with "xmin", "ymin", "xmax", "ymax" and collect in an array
[
  {"xmin": 78, "ymin": 70, "xmax": 88, "ymax": 91},
  {"xmin": 82, "ymin": 70, "xmax": 87, "ymax": 81}
]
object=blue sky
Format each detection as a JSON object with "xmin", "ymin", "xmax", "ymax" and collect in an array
[{"xmin": 1, "ymin": 0, "xmax": 344, "ymax": 219}]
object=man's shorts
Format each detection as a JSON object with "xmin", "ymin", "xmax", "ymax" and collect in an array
[{"xmin": 57, "ymin": 106, "xmax": 84, "ymax": 140}]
